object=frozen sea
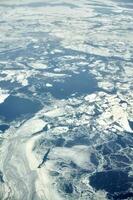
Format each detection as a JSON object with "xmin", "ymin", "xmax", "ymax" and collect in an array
[{"xmin": 0, "ymin": 0, "xmax": 133, "ymax": 199}]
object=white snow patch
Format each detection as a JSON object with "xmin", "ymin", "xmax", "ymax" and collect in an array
[
  {"xmin": 26, "ymin": 132, "xmax": 63, "ymax": 200},
  {"xmin": 30, "ymin": 61, "xmax": 47, "ymax": 69},
  {"xmin": 44, "ymin": 108, "xmax": 64, "ymax": 118},
  {"xmin": 85, "ymin": 93, "xmax": 97, "ymax": 102},
  {"xmin": 1, "ymin": 70, "xmax": 32, "ymax": 86},
  {"xmin": 0, "ymin": 89, "xmax": 9, "ymax": 104},
  {"xmin": 112, "ymin": 105, "xmax": 133, "ymax": 133},
  {"xmin": 51, "ymin": 126, "xmax": 69, "ymax": 135},
  {"xmin": 51, "ymin": 145, "xmax": 95, "ymax": 170},
  {"xmin": 46, "ymin": 83, "xmax": 53, "ymax": 87},
  {"xmin": 98, "ymin": 97, "xmax": 133, "ymax": 133},
  {"xmin": 17, "ymin": 118, "xmax": 47, "ymax": 136}
]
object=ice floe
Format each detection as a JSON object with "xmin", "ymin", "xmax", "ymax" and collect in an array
[
  {"xmin": 30, "ymin": 61, "xmax": 47, "ymax": 69},
  {"xmin": 0, "ymin": 89, "xmax": 9, "ymax": 104}
]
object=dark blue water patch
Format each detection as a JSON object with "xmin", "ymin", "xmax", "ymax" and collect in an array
[
  {"xmin": 39, "ymin": 137, "xmax": 65, "ymax": 149},
  {"xmin": 0, "ymin": 124, "xmax": 9, "ymax": 132},
  {"xmin": 128, "ymin": 120, "xmax": 133, "ymax": 130},
  {"xmin": 17, "ymin": 86, "xmax": 35, "ymax": 96},
  {"xmin": 0, "ymin": 37, "xmax": 64, "ymax": 63},
  {"xmin": 0, "ymin": 171, "xmax": 4, "ymax": 183},
  {"xmin": 110, "ymin": 154, "xmax": 130, "ymax": 163},
  {"xmin": 89, "ymin": 170, "xmax": 133, "ymax": 194},
  {"xmin": 0, "ymin": 43, "xmax": 45, "ymax": 61},
  {"xmin": 116, "ymin": 135, "xmax": 127, "ymax": 148},
  {"xmin": 44, "ymin": 71, "xmax": 98, "ymax": 99},
  {"xmin": 90, "ymin": 153, "xmax": 99, "ymax": 166},
  {"xmin": 0, "ymin": 80, "xmax": 21, "ymax": 90},
  {"xmin": 0, "ymin": 95, "xmax": 42, "ymax": 122},
  {"xmin": 109, "ymin": 192, "xmax": 133, "ymax": 200},
  {"xmin": 17, "ymin": 84, "xmax": 51, "ymax": 104},
  {"xmin": 0, "ymin": 48, "xmax": 25, "ymax": 61},
  {"xmin": 117, "ymin": 135, "xmax": 133, "ymax": 148},
  {"xmin": 59, "ymin": 180, "xmax": 73, "ymax": 194},
  {"xmin": 53, "ymin": 137, "xmax": 65, "ymax": 147},
  {"xmin": 65, "ymin": 135, "xmax": 91, "ymax": 147},
  {"xmin": 96, "ymin": 140, "xmax": 121, "ymax": 155}
]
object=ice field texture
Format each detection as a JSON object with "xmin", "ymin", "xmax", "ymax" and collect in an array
[{"xmin": 0, "ymin": 0, "xmax": 133, "ymax": 199}]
